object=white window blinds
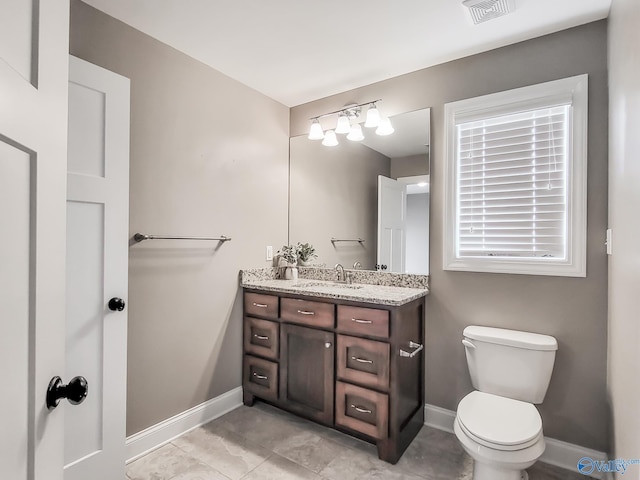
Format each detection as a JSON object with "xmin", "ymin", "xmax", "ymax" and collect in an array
[{"xmin": 456, "ymin": 105, "xmax": 570, "ymax": 260}]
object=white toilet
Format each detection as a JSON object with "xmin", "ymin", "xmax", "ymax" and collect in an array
[{"xmin": 454, "ymin": 326, "xmax": 558, "ymax": 480}]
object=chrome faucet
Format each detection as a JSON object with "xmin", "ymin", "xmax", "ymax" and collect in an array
[{"xmin": 334, "ymin": 263, "xmax": 346, "ymax": 283}]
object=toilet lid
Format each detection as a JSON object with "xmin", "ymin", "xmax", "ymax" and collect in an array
[{"xmin": 457, "ymin": 391, "xmax": 542, "ymax": 449}]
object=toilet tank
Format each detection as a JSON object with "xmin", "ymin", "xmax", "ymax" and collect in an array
[{"xmin": 463, "ymin": 326, "xmax": 558, "ymax": 404}]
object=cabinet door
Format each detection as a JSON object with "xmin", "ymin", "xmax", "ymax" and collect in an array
[{"xmin": 280, "ymin": 324, "xmax": 334, "ymax": 424}]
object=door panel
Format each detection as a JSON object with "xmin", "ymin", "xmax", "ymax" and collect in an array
[
  {"xmin": 0, "ymin": 2, "xmax": 69, "ymax": 479},
  {"xmin": 377, "ymin": 175, "xmax": 406, "ymax": 273},
  {"xmin": 68, "ymin": 82, "xmax": 106, "ymax": 177},
  {"xmin": 0, "ymin": 140, "xmax": 32, "ymax": 480},
  {"xmin": 65, "ymin": 202, "xmax": 105, "ymax": 464},
  {"xmin": 64, "ymin": 56, "xmax": 130, "ymax": 480},
  {"xmin": 0, "ymin": 0, "xmax": 36, "ymax": 84}
]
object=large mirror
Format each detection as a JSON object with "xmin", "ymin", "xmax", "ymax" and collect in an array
[{"xmin": 289, "ymin": 108, "xmax": 430, "ymax": 274}]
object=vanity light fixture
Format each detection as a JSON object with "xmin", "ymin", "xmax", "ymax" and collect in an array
[{"xmin": 308, "ymin": 99, "xmax": 393, "ymax": 146}]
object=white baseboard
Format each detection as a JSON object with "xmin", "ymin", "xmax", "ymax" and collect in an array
[
  {"xmin": 424, "ymin": 403, "xmax": 611, "ymax": 480},
  {"xmin": 125, "ymin": 387, "xmax": 243, "ymax": 463}
]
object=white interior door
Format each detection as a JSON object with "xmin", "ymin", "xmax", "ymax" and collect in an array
[
  {"xmin": 65, "ymin": 56, "xmax": 130, "ymax": 480},
  {"xmin": 377, "ymin": 175, "xmax": 407, "ymax": 273},
  {"xmin": 0, "ymin": 2, "xmax": 70, "ymax": 479}
]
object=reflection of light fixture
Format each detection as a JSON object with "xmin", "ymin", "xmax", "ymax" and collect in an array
[
  {"xmin": 308, "ymin": 99, "xmax": 392, "ymax": 146},
  {"xmin": 376, "ymin": 117, "xmax": 394, "ymax": 136},
  {"xmin": 417, "ymin": 182, "xmax": 428, "ymax": 187},
  {"xmin": 365, "ymin": 103, "xmax": 381, "ymax": 128},
  {"xmin": 308, "ymin": 118, "xmax": 325, "ymax": 140},
  {"xmin": 322, "ymin": 129, "xmax": 339, "ymax": 146},
  {"xmin": 335, "ymin": 112, "xmax": 351, "ymax": 134},
  {"xmin": 347, "ymin": 123, "xmax": 364, "ymax": 141}
]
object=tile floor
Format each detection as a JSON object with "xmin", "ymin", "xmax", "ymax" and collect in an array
[{"xmin": 126, "ymin": 401, "xmax": 585, "ymax": 480}]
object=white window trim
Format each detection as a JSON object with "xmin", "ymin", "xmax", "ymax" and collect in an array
[{"xmin": 443, "ymin": 75, "xmax": 588, "ymax": 277}]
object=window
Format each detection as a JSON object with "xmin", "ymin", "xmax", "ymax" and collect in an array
[{"xmin": 444, "ymin": 75, "xmax": 588, "ymax": 277}]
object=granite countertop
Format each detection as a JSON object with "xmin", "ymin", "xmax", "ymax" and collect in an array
[{"xmin": 241, "ymin": 277, "xmax": 428, "ymax": 306}]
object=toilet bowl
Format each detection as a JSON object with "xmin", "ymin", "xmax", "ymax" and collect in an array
[
  {"xmin": 454, "ymin": 326, "xmax": 557, "ymax": 480},
  {"xmin": 454, "ymin": 391, "xmax": 546, "ymax": 480}
]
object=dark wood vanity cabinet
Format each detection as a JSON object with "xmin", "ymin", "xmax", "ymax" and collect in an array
[{"xmin": 242, "ymin": 288, "xmax": 425, "ymax": 464}]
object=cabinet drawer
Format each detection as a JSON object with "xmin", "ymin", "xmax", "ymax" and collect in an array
[
  {"xmin": 243, "ymin": 355, "xmax": 278, "ymax": 402},
  {"xmin": 244, "ymin": 317, "xmax": 279, "ymax": 360},
  {"xmin": 335, "ymin": 381, "xmax": 388, "ymax": 439},
  {"xmin": 337, "ymin": 335, "xmax": 390, "ymax": 390},
  {"xmin": 337, "ymin": 305, "xmax": 389, "ymax": 338},
  {"xmin": 281, "ymin": 298, "xmax": 334, "ymax": 328},
  {"xmin": 245, "ymin": 292, "xmax": 279, "ymax": 319}
]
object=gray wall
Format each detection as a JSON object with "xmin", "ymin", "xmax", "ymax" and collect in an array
[
  {"xmin": 391, "ymin": 154, "xmax": 430, "ymax": 179},
  {"xmin": 406, "ymin": 193, "xmax": 429, "ymax": 274},
  {"xmin": 289, "ymin": 136, "xmax": 389, "ymax": 269},
  {"xmin": 70, "ymin": 1, "xmax": 289, "ymax": 436},
  {"xmin": 291, "ymin": 21, "xmax": 609, "ymax": 451},
  {"xmin": 607, "ymin": 0, "xmax": 640, "ymax": 467}
]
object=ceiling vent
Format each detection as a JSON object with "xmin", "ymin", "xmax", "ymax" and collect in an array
[{"xmin": 462, "ymin": 0, "xmax": 516, "ymax": 24}]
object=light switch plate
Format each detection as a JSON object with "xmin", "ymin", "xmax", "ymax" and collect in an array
[{"xmin": 266, "ymin": 245, "xmax": 273, "ymax": 261}]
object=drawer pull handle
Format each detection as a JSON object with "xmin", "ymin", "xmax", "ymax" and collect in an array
[
  {"xmin": 252, "ymin": 303, "xmax": 268, "ymax": 308},
  {"xmin": 252, "ymin": 372, "xmax": 268, "ymax": 380},
  {"xmin": 254, "ymin": 334, "xmax": 269, "ymax": 340},
  {"xmin": 350, "ymin": 404, "xmax": 372, "ymax": 414},
  {"xmin": 400, "ymin": 341, "xmax": 424, "ymax": 358},
  {"xmin": 351, "ymin": 356, "xmax": 373, "ymax": 364},
  {"xmin": 351, "ymin": 318, "xmax": 372, "ymax": 324},
  {"xmin": 297, "ymin": 310, "xmax": 315, "ymax": 316}
]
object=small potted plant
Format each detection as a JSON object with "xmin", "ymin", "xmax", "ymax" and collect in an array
[
  {"xmin": 277, "ymin": 244, "xmax": 298, "ymax": 280},
  {"xmin": 296, "ymin": 242, "xmax": 317, "ymax": 267}
]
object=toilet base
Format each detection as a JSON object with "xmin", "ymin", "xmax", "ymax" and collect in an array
[{"xmin": 473, "ymin": 461, "xmax": 529, "ymax": 480}]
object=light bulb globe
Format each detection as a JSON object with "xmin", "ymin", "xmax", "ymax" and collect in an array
[
  {"xmin": 322, "ymin": 130, "xmax": 339, "ymax": 146},
  {"xmin": 347, "ymin": 124, "xmax": 365, "ymax": 141},
  {"xmin": 335, "ymin": 112, "xmax": 351, "ymax": 134},
  {"xmin": 376, "ymin": 117, "xmax": 395, "ymax": 136},
  {"xmin": 308, "ymin": 119, "xmax": 325, "ymax": 140},
  {"xmin": 364, "ymin": 104, "xmax": 381, "ymax": 128}
]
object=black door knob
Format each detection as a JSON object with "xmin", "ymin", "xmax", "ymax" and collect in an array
[
  {"xmin": 108, "ymin": 297, "xmax": 125, "ymax": 311},
  {"xmin": 46, "ymin": 376, "xmax": 88, "ymax": 410}
]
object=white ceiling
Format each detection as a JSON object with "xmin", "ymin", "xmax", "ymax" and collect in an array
[{"xmin": 81, "ymin": 0, "xmax": 611, "ymax": 107}]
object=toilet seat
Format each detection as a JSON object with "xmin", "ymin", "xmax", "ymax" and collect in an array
[{"xmin": 457, "ymin": 391, "xmax": 542, "ymax": 451}]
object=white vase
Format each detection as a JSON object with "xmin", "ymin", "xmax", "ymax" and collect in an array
[{"xmin": 284, "ymin": 266, "xmax": 298, "ymax": 280}]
